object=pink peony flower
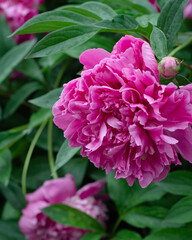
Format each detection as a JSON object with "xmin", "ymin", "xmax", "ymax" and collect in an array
[
  {"xmin": 158, "ymin": 57, "xmax": 180, "ymax": 79},
  {"xmin": 148, "ymin": 0, "xmax": 192, "ymax": 19},
  {"xmin": 0, "ymin": 0, "xmax": 44, "ymax": 43},
  {"xmin": 53, "ymin": 35, "xmax": 192, "ymax": 188},
  {"xmin": 19, "ymin": 175, "xmax": 107, "ymax": 240}
]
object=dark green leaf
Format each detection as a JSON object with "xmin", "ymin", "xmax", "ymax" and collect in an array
[
  {"xmin": 0, "ymin": 131, "xmax": 25, "ymax": 150},
  {"xmin": 29, "ymin": 108, "xmax": 52, "ymax": 129},
  {"xmin": 43, "ymin": 204, "xmax": 105, "ymax": 232},
  {"xmin": 4, "ymin": 82, "xmax": 42, "ymax": 119},
  {"xmin": 156, "ymin": 170, "xmax": 192, "ymax": 196},
  {"xmin": 29, "ymin": 88, "xmax": 62, "ymax": 108},
  {"xmin": 165, "ymin": 196, "xmax": 192, "ymax": 224},
  {"xmin": 28, "ymin": 25, "xmax": 100, "ymax": 58},
  {"xmin": 0, "ymin": 40, "xmax": 35, "ymax": 84},
  {"xmin": 0, "ymin": 181, "xmax": 26, "ymax": 210},
  {"xmin": 80, "ymin": 232, "xmax": 104, "ymax": 240},
  {"xmin": 144, "ymin": 228, "xmax": 192, "ymax": 240},
  {"xmin": 157, "ymin": 0, "xmax": 189, "ymax": 50},
  {"xmin": 123, "ymin": 206, "xmax": 167, "ymax": 229},
  {"xmin": 111, "ymin": 229, "xmax": 142, "ymax": 240},
  {"xmin": 157, "ymin": 0, "xmax": 169, "ymax": 10},
  {"xmin": 0, "ymin": 149, "xmax": 12, "ymax": 185},
  {"xmin": 12, "ymin": 10, "xmax": 97, "ymax": 35},
  {"xmin": 150, "ymin": 26, "xmax": 168, "ymax": 59},
  {"xmin": 1, "ymin": 202, "xmax": 20, "ymax": 220},
  {"xmin": 0, "ymin": 220, "xmax": 25, "ymax": 240},
  {"xmin": 176, "ymin": 74, "xmax": 192, "ymax": 85},
  {"xmin": 54, "ymin": 139, "xmax": 81, "ymax": 171}
]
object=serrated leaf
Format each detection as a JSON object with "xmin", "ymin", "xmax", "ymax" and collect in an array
[
  {"xmin": 157, "ymin": 0, "xmax": 189, "ymax": 50},
  {"xmin": 0, "ymin": 40, "xmax": 35, "ymax": 84},
  {"xmin": 123, "ymin": 206, "xmax": 167, "ymax": 229},
  {"xmin": 0, "ymin": 149, "xmax": 12, "ymax": 185},
  {"xmin": 43, "ymin": 204, "xmax": 105, "ymax": 232},
  {"xmin": 11, "ymin": 10, "xmax": 97, "ymax": 36},
  {"xmin": 165, "ymin": 196, "xmax": 192, "ymax": 224},
  {"xmin": 156, "ymin": 170, "xmax": 192, "ymax": 196},
  {"xmin": 54, "ymin": 139, "xmax": 81, "ymax": 171},
  {"xmin": 4, "ymin": 82, "xmax": 42, "ymax": 119},
  {"xmin": 29, "ymin": 88, "xmax": 62, "ymax": 108},
  {"xmin": 144, "ymin": 228, "xmax": 192, "ymax": 240},
  {"xmin": 28, "ymin": 25, "xmax": 100, "ymax": 58},
  {"xmin": 150, "ymin": 26, "xmax": 168, "ymax": 59},
  {"xmin": 111, "ymin": 229, "xmax": 142, "ymax": 240}
]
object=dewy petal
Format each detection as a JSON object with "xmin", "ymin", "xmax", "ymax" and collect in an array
[
  {"xmin": 76, "ymin": 179, "xmax": 106, "ymax": 199},
  {"xmin": 79, "ymin": 48, "xmax": 110, "ymax": 70}
]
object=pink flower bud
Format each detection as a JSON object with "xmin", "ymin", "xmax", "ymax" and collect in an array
[{"xmin": 158, "ymin": 57, "xmax": 180, "ymax": 79}]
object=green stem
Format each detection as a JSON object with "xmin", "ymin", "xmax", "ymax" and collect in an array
[
  {"xmin": 54, "ymin": 59, "xmax": 71, "ymax": 88},
  {"xmin": 47, "ymin": 118, "xmax": 58, "ymax": 179},
  {"xmin": 22, "ymin": 120, "xmax": 47, "ymax": 195},
  {"xmin": 168, "ymin": 37, "xmax": 192, "ymax": 57}
]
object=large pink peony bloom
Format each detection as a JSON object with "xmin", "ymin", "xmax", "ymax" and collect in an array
[
  {"xmin": 0, "ymin": 0, "xmax": 44, "ymax": 43},
  {"xmin": 53, "ymin": 35, "xmax": 192, "ymax": 188},
  {"xmin": 19, "ymin": 175, "xmax": 107, "ymax": 240}
]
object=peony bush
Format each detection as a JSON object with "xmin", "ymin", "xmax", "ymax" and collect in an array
[{"xmin": 0, "ymin": 0, "xmax": 192, "ymax": 240}]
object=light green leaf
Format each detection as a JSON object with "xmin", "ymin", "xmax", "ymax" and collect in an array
[
  {"xmin": 43, "ymin": 204, "xmax": 105, "ymax": 232},
  {"xmin": 28, "ymin": 25, "xmax": 100, "ymax": 58},
  {"xmin": 157, "ymin": 0, "xmax": 189, "ymax": 50},
  {"xmin": 0, "ymin": 131, "xmax": 25, "ymax": 150},
  {"xmin": 54, "ymin": 139, "xmax": 81, "ymax": 171},
  {"xmin": 4, "ymin": 82, "xmax": 42, "ymax": 119},
  {"xmin": 111, "ymin": 230, "xmax": 142, "ymax": 240},
  {"xmin": 0, "ymin": 40, "xmax": 35, "ymax": 84},
  {"xmin": 150, "ymin": 26, "xmax": 168, "ymax": 59},
  {"xmin": 0, "ymin": 149, "xmax": 12, "ymax": 185},
  {"xmin": 156, "ymin": 170, "xmax": 192, "ymax": 196},
  {"xmin": 136, "ymin": 14, "xmax": 159, "ymax": 28},
  {"xmin": 144, "ymin": 228, "xmax": 192, "ymax": 240},
  {"xmin": 80, "ymin": 232, "xmax": 104, "ymax": 240},
  {"xmin": 29, "ymin": 88, "xmax": 62, "ymax": 108},
  {"xmin": 29, "ymin": 108, "xmax": 52, "ymax": 129}
]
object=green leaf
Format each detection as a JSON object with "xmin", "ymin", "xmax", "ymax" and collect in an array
[
  {"xmin": 16, "ymin": 59, "xmax": 45, "ymax": 83},
  {"xmin": 0, "ymin": 15, "xmax": 15, "ymax": 57},
  {"xmin": 29, "ymin": 108, "xmax": 52, "ymax": 129},
  {"xmin": 123, "ymin": 206, "xmax": 167, "ymax": 229},
  {"xmin": 28, "ymin": 25, "xmax": 100, "ymax": 58},
  {"xmin": 12, "ymin": 10, "xmax": 97, "ymax": 35},
  {"xmin": 29, "ymin": 88, "xmax": 62, "ymax": 108},
  {"xmin": 80, "ymin": 232, "xmax": 104, "ymax": 240},
  {"xmin": 3, "ymin": 82, "xmax": 42, "ymax": 119},
  {"xmin": 165, "ymin": 196, "xmax": 192, "ymax": 224},
  {"xmin": 157, "ymin": 0, "xmax": 189, "ymax": 50},
  {"xmin": 0, "ymin": 149, "xmax": 12, "ymax": 185},
  {"xmin": 2, "ymin": 202, "xmax": 20, "ymax": 220},
  {"xmin": 0, "ymin": 181, "xmax": 26, "ymax": 210},
  {"xmin": 107, "ymin": 172, "xmax": 165, "ymax": 214},
  {"xmin": 0, "ymin": 131, "xmax": 25, "ymax": 150},
  {"xmin": 176, "ymin": 74, "xmax": 192, "ymax": 85},
  {"xmin": 111, "ymin": 230, "xmax": 142, "ymax": 240},
  {"xmin": 150, "ymin": 26, "xmax": 168, "ymax": 60},
  {"xmin": 0, "ymin": 40, "xmax": 35, "ymax": 84},
  {"xmin": 0, "ymin": 220, "xmax": 25, "ymax": 240},
  {"xmin": 144, "ymin": 228, "xmax": 192, "ymax": 240},
  {"xmin": 43, "ymin": 204, "xmax": 105, "ymax": 232},
  {"xmin": 157, "ymin": 0, "xmax": 169, "ymax": 10},
  {"xmin": 80, "ymin": 1, "xmax": 117, "ymax": 20},
  {"xmin": 136, "ymin": 13, "xmax": 159, "ymax": 27},
  {"xmin": 156, "ymin": 170, "xmax": 192, "ymax": 196},
  {"xmin": 54, "ymin": 139, "xmax": 81, "ymax": 171}
]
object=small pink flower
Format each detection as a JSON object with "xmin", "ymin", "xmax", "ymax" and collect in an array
[
  {"xmin": 19, "ymin": 175, "xmax": 107, "ymax": 240},
  {"xmin": 158, "ymin": 57, "xmax": 180, "ymax": 79},
  {"xmin": 0, "ymin": 0, "xmax": 44, "ymax": 43},
  {"xmin": 53, "ymin": 35, "xmax": 192, "ymax": 188}
]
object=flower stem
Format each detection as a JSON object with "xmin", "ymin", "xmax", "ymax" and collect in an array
[
  {"xmin": 168, "ymin": 37, "xmax": 192, "ymax": 57},
  {"xmin": 54, "ymin": 59, "xmax": 72, "ymax": 88},
  {"xmin": 47, "ymin": 118, "xmax": 58, "ymax": 179},
  {"xmin": 22, "ymin": 120, "xmax": 47, "ymax": 195}
]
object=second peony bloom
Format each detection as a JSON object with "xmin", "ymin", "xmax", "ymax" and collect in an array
[{"xmin": 53, "ymin": 35, "xmax": 192, "ymax": 188}]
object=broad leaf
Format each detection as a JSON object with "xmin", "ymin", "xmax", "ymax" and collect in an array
[
  {"xmin": 29, "ymin": 108, "xmax": 52, "ymax": 129},
  {"xmin": 0, "ymin": 40, "xmax": 35, "ymax": 84},
  {"xmin": 28, "ymin": 25, "xmax": 100, "ymax": 58},
  {"xmin": 150, "ymin": 26, "xmax": 168, "ymax": 59},
  {"xmin": 43, "ymin": 204, "xmax": 105, "ymax": 232},
  {"xmin": 29, "ymin": 88, "xmax": 62, "ymax": 108},
  {"xmin": 54, "ymin": 139, "xmax": 81, "ymax": 171},
  {"xmin": 0, "ymin": 149, "xmax": 12, "ymax": 185},
  {"xmin": 111, "ymin": 230, "xmax": 142, "ymax": 240},
  {"xmin": 4, "ymin": 82, "xmax": 42, "ymax": 119},
  {"xmin": 80, "ymin": 232, "xmax": 104, "ymax": 240}
]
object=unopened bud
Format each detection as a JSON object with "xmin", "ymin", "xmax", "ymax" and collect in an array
[{"xmin": 158, "ymin": 57, "xmax": 180, "ymax": 79}]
